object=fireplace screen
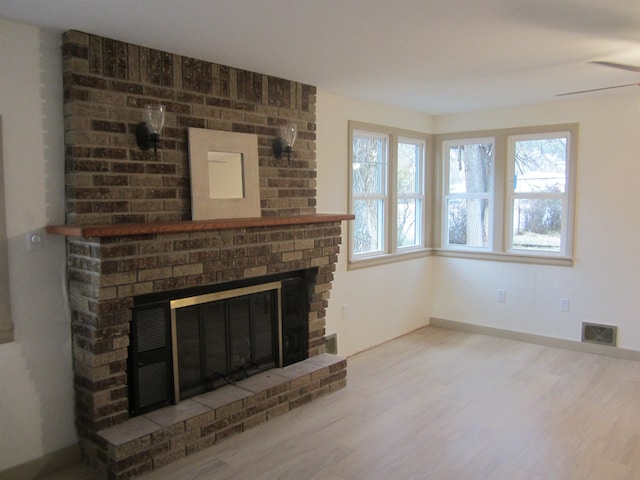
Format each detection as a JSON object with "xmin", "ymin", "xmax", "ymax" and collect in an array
[
  {"xmin": 174, "ymin": 283, "xmax": 279, "ymax": 400},
  {"xmin": 128, "ymin": 274, "xmax": 310, "ymax": 416}
]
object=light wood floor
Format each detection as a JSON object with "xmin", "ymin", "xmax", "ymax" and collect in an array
[{"xmin": 40, "ymin": 326, "xmax": 640, "ymax": 479}]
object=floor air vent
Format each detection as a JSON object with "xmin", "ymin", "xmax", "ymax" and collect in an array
[{"xmin": 582, "ymin": 322, "xmax": 617, "ymax": 346}]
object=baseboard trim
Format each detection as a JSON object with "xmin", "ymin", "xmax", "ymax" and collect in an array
[
  {"xmin": 0, "ymin": 443, "xmax": 81, "ymax": 480},
  {"xmin": 429, "ymin": 317, "xmax": 640, "ymax": 362}
]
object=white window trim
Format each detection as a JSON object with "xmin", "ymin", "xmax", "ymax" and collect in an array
[
  {"xmin": 506, "ymin": 131, "xmax": 573, "ymax": 257},
  {"xmin": 442, "ymin": 137, "xmax": 495, "ymax": 251},
  {"xmin": 434, "ymin": 123, "xmax": 578, "ymax": 266},
  {"xmin": 350, "ymin": 129, "xmax": 390, "ymax": 260},
  {"xmin": 397, "ymin": 135, "xmax": 427, "ymax": 254},
  {"xmin": 348, "ymin": 121, "xmax": 431, "ymax": 269}
]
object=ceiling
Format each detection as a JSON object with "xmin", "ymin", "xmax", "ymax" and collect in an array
[{"xmin": 1, "ymin": 0, "xmax": 639, "ymax": 114}]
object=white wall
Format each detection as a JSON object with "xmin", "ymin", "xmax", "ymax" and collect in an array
[
  {"xmin": 316, "ymin": 91, "xmax": 434, "ymax": 356},
  {"xmin": 432, "ymin": 93, "xmax": 640, "ymax": 349},
  {"xmin": 0, "ymin": 19, "xmax": 75, "ymax": 471}
]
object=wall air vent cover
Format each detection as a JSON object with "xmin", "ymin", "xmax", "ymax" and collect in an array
[
  {"xmin": 582, "ymin": 322, "xmax": 617, "ymax": 347},
  {"xmin": 325, "ymin": 333, "xmax": 338, "ymax": 355}
]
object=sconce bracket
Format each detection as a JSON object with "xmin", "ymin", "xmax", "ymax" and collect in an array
[
  {"xmin": 136, "ymin": 122, "xmax": 154, "ymax": 151},
  {"xmin": 273, "ymin": 137, "xmax": 286, "ymax": 159}
]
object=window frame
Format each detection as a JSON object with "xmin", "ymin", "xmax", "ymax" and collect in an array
[
  {"xmin": 434, "ymin": 123, "xmax": 578, "ymax": 266},
  {"xmin": 348, "ymin": 121, "xmax": 431, "ymax": 269},
  {"xmin": 350, "ymin": 129, "xmax": 390, "ymax": 259},
  {"xmin": 396, "ymin": 135, "xmax": 427, "ymax": 252},
  {"xmin": 442, "ymin": 137, "xmax": 495, "ymax": 251},
  {"xmin": 506, "ymin": 131, "xmax": 572, "ymax": 256}
]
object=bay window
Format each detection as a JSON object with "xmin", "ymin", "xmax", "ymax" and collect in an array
[{"xmin": 347, "ymin": 121, "xmax": 576, "ymax": 267}]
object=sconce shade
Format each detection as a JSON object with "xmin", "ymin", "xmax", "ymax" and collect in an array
[
  {"xmin": 279, "ymin": 123, "xmax": 297, "ymax": 148},
  {"xmin": 145, "ymin": 104, "xmax": 165, "ymax": 135},
  {"xmin": 273, "ymin": 122, "xmax": 297, "ymax": 160},
  {"xmin": 136, "ymin": 104, "xmax": 165, "ymax": 155}
]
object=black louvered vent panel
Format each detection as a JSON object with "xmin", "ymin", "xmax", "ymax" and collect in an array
[
  {"xmin": 136, "ymin": 307, "xmax": 167, "ymax": 352},
  {"xmin": 138, "ymin": 362, "xmax": 168, "ymax": 408},
  {"xmin": 129, "ymin": 304, "xmax": 173, "ymax": 416}
]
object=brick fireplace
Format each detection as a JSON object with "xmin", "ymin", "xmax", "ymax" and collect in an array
[{"xmin": 47, "ymin": 31, "xmax": 351, "ymax": 479}]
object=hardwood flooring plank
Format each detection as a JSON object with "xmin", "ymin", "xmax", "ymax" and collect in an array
[{"xmin": 39, "ymin": 326, "xmax": 640, "ymax": 480}]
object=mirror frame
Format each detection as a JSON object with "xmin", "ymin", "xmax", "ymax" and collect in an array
[{"xmin": 188, "ymin": 127, "xmax": 261, "ymax": 220}]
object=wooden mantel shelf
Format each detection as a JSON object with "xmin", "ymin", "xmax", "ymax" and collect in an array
[{"xmin": 46, "ymin": 213, "xmax": 354, "ymax": 238}]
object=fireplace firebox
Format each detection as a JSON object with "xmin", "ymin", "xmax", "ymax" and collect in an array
[{"xmin": 128, "ymin": 271, "xmax": 311, "ymax": 416}]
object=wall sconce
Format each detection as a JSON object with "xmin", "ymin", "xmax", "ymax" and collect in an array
[
  {"xmin": 273, "ymin": 123, "xmax": 297, "ymax": 162},
  {"xmin": 136, "ymin": 104, "xmax": 165, "ymax": 157}
]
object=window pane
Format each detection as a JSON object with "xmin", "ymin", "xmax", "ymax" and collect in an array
[
  {"xmin": 176, "ymin": 306, "xmax": 202, "ymax": 391},
  {"xmin": 353, "ymin": 134, "xmax": 387, "ymax": 195},
  {"xmin": 353, "ymin": 198, "xmax": 385, "ymax": 254},
  {"xmin": 398, "ymin": 141, "xmax": 420, "ymax": 194},
  {"xmin": 447, "ymin": 197, "xmax": 490, "ymax": 247},
  {"xmin": 228, "ymin": 297, "xmax": 251, "ymax": 371},
  {"xmin": 514, "ymin": 137, "xmax": 567, "ymax": 193},
  {"xmin": 202, "ymin": 302, "xmax": 227, "ymax": 380},
  {"xmin": 397, "ymin": 198, "xmax": 422, "ymax": 248},
  {"xmin": 448, "ymin": 142, "xmax": 493, "ymax": 193},
  {"xmin": 512, "ymin": 198, "xmax": 562, "ymax": 252}
]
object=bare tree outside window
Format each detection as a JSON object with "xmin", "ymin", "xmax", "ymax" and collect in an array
[
  {"xmin": 510, "ymin": 136, "xmax": 568, "ymax": 252},
  {"xmin": 445, "ymin": 141, "xmax": 494, "ymax": 248},
  {"xmin": 352, "ymin": 134, "xmax": 387, "ymax": 255},
  {"xmin": 397, "ymin": 139, "xmax": 424, "ymax": 248}
]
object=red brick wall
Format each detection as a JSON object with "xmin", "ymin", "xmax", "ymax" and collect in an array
[
  {"xmin": 61, "ymin": 31, "xmax": 348, "ymax": 473},
  {"xmin": 69, "ymin": 223, "xmax": 341, "ymax": 438},
  {"xmin": 63, "ymin": 30, "xmax": 317, "ymax": 225}
]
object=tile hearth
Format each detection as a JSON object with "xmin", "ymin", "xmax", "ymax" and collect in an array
[{"xmin": 96, "ymin": 354, "xmax": 346, "ymax": 479}]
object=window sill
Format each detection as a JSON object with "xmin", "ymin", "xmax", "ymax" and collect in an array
[
  {"xmin": 348, "ymin": 248, "xmax": 432, "ymax": 270},
  {"xmin": 433, "ymin": 248, "xmax": 573, "ymax": 267},
  {"xmin": 346, "ymin": 248, "xmax": 573, "ymax": 270}
]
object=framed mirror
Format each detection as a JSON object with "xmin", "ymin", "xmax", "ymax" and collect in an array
[{"xmin": 188, "ymin": 128, "xmax": 261, "ymax": 220}]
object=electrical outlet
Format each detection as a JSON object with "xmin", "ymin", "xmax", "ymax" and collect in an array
[
  {"xmin": 342, "ymin": 304, "xmax": 350, "ymax": 319},
  {"xmin": 560, "ymin": 298, "xmax": 570, "ymax": 312},
  {"xmin": 497, "ymin": 289, "xmax": 506, "ymax": 302}
]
